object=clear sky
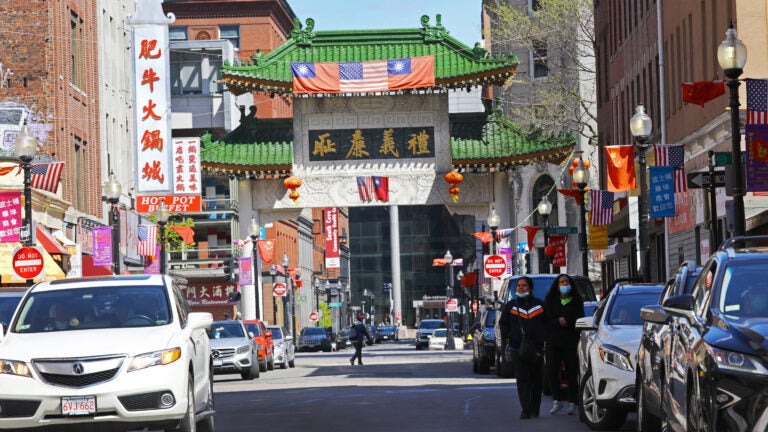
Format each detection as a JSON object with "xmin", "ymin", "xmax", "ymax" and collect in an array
[{"xmin": 287, "ymin": 0, "xmax": 483, "ymax": 46}]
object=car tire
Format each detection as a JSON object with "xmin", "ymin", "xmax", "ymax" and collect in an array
[
  {"xmin": 267, "ymin": 356, "xmax": 275, "ymax": 371},
  {"xmin": 196, "ymin": 370, "xmax": 215, "ymax": 432},
  {"xmin": 166, "ymin": 375, "xmax": 195, "ymax": 432},
  {"xmin": 686, "ymin": 384, "xmax": 709, "ymax": 432},
  {"xmin": 288, "ymin": 355, "xmax": 295, "ymax": 368},
  {"xmin": 472, "ymin": 357, "xmax": 479, "ymax": 373},
  {"xmin": 242, "ymin": 357, "xmax": 259, "ymax": 380},
  {"xmin": 579, "ymin": 369, "xmax": 626, "ymax": 430},
  {"xmin": 478, "ymin": 356, "xmax": 491, "ymax": 375},
  {"xmin": 259, "ymin": 359, "xmax": 268, "ymax": 373},
  {"xmin": 637, "ymin": 376, "xmax": 661, "ymax": 432}
]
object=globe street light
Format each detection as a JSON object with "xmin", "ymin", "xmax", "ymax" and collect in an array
[
  {"xmin": 537, "ymin": 195, "xmax": 553, "ymax": 273},
  {"xmin": 630, "ymin": 104, "xmax": 653, "ymax": 282},
  {"xmin": 282, "ymin": 252, "xmax": 296, "ymax": 339},
  {"xmin": 155, "ymin": 200, "xmax": 170, "ymax": 274},
  {"xmin": 103, "ymin": 172, "xmax": 122, "ymax": 275},
  {"xmin": 15, "ymin": 126, "xmax": 37, "ymax": 286},
  {"xmin": 443, "ymin": 249, "xmax": 456, "ymax": 350},
  {"xmin": 249, "ymin": 216, "xmax": 261, "ymax": 319},
  {"xmin": 488, "ymin": 207, "xmax": 500, "ymax": 255},
  {"xmin": 270, "ymin": 264, "xmax": 278, "ymax": 323},
  {"xmin": 717, "ymin": 22, "xmax": 747, "ymax": 236},
  {"xmin": 573, "ymin": 157, "xmax": 590, "ymax": 278},
  {"xmin": 313, "ymin": 277, "xmax": 321, "ymax": 327}
]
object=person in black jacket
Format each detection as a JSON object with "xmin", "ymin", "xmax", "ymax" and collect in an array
[
  {"xmin": 545, "ymin": 274, "xmax": 585, "ymax": 415},
  {"xmin": 349, "ymin": 313, "xmax": 373, "ymax": 365},
  {"xmin": 499, "ymin": 276, "xmax": 547, "ymax": 419}
]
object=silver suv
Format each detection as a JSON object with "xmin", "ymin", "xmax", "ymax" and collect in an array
[
  {"xmin": 210, "ymin": 320, "xmax": 260, "ymax": 380},
  {"xmin": 266, "ymin": 325, "xmax": 295, "ymax": 369},
  {"xmin": 415, "ymin": 319, "xmax": 447, "ymax": 350}
]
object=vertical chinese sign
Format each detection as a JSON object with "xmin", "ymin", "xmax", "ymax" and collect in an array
[
  {"xmin": 324, "ymin": 207, "xmax": 340, "ymax": 269},
  {"xmin": 0, "ymin": 190, "xmax": 22, "ymax": 242}
]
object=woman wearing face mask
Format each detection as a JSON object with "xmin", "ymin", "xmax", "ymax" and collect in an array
[{"xmin": 544, "ymin": 274, "xmax": 584, "ymax": 416}]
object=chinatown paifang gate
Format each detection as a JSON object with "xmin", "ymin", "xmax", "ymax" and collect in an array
[{"xmin": 204, "ymin": 16, "xmax": 575, "ymax": 324}]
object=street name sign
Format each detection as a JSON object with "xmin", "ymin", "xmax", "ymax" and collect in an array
[
  {"xmin": 687, "ymin": 171, "xmax": 726, "ymax": 189},
  {"xmin": 548, "ymin": 226, "xmax": 578, "ymax": 235}
]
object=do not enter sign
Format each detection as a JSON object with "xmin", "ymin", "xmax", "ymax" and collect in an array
[
  {"xmin": 484, "ymin": 254, "xmax": 507, "ymax": 278},
  {"xmin": 445, "ymin": 298, "xmax": 458, "ymax": 312},
  {"xmin": 13, "ymin": 246, "xmax": 44, "ymax": 280},
  {"xmin": 309, "ymin": 311, "xmax": 319, "ymax": 322},
  {"xmin": 273, "ymin": 283, "xmax": 287, "ymax": 297}
]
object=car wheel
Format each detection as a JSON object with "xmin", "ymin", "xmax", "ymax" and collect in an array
[
  {"xmin": 686, "ymin": 385, "xmax": 709, "ymax": 432},
  {"xmin": 267, "ymin": 356, "xmax": 275, "ymax": 371},
  {"xmin": 579, "ymin": 369, "xmax": 626, "ymax": 430},
  {"xmin": 637, "ymin": 375, "xmax": 661, "ymax": 432},
  {"xmin": 288, "ymin": 353, "xmax": 295, "ymax": 368},
  {"xmin": 478, "ymin": 356, "xmax": 491, "ymax": 375},
  {"xmin": 167, "ymin": 375, "xmax": 195, "ymax": 432},
  {"xmin": 259, "ymin": 359, "xmax": 268, "ymax": 373},
  {"xmin": 196, "ymin": 370, "xmax": 215, "ymax": 432},
  {"xmin": 472, "ymin": 357, "xmax": 479, "ymax": 374},
  {"xmin": 495, "ymin": 352, "xmax": 503, "ymax": 377}
]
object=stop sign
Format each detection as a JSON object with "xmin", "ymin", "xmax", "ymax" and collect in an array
[
  {"xmin": 484, "ymin": 254, "xmax": 507, "ymax": 278},
  {"xmin": 445, "ymin": 298, "xmax": 458, "ymax": 312},
  {"xmin": 309, "ymin": 311, "xmax": 319, "ymax": 322},
  {"xmin": 472, "ymin": 300, "xmax": 478, "ymax": 313},
  {"xmin": 273, "ymin": 283, "xmax": 287, "ymax": 297},
  {"xmin": 12, "ymin": 246, "xmax": 44, "ymax": 280}
]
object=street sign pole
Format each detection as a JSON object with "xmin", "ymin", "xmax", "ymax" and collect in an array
[{"xmin": 708, "ymin": 151, "xmax": 719, "ymax": 250}]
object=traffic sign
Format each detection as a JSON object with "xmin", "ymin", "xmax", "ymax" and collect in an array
[
  {"xmin": 687, "ymin": 171, "xmax": 726, "ymax": 189},
  {"xmin": 329, "ymin": 302, "xmax": 342, "ymax": 307},
  {"xmin": 273, "ymin": 283, "xmax": 286, "ymax": 297},
  {"xmin": 295, "ymin": 295, "xmax": 307, "ymax": 303},
  {"xmin": 445, "ymin": 298, "xmax": 458, "ymax": 312},
  {"xmin": 12, "ymin": 246, "xmax": 44, "ymax": 280},
  {"xmin": 548, "ymin": 226, "xmax": 578, "ymax": 235},
  {"xmin": 309, "ymin": 311, "xmax": 319, "ymax": 322},
  {"xmin": 471, "ymin": 300, "xmax": 478, "ymax": 313},
  {"xmin": 714, "ymin": 152, "xmax": 732, "ymax": 166},
  {"xmin": 484, "ymin": 254, "xmax": 507, "ymax": 278}
]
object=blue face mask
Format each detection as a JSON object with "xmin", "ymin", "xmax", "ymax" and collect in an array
[
  {"xmin": 517, "ymin": 291, "xmax": 530, "ymax": 298},
  {"xmin": 559, "ymin": 285, "xmax": 572, "ymax": 295}
]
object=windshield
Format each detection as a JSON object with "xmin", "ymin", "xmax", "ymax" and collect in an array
[
  {"xmin": 419, "ymin": 320, "xmax": 447, "ymax": 330},
  {"xmin": 268, "ymin": 327, "xmax": 283, "ymax": 339},
  {"xmin": 380, "ymin": 325, "xmax": 396, "ymax": 332},
  {"xmin": 720, "ymin": 263, "xmax": 768, "ymax": 318},
  {"xmin": 432, "ymin": 329, "xmax": 447, "ymax": 337},
  {"xmin": 211, "ymin": 322, "xmax": 245, "ymax": 339},
  {"xmin": 302, "ymin": 327, "xmax": 326, "ymax": 336},
  {"xmin": 0, "ymin": 295, "xmax": 23, "ymax": 324},
  {"xmin": 607, "ymin": 292, "xmax": 661, "ymax": 325},
  {"xmin": 13, "ymin": 286, "xmax": 171, "ymax": 333},
  {"xmin": 483, "ymin": 310, "xmax": 496, "ymax": 327},
  {"xmin": 244, "ymin": 323, "xmax": 262, "ymax": 336}
]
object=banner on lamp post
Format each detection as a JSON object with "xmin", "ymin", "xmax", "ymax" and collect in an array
[
  {"xmin": 550, "ymin": 235, "xmax": 568, "ymax": 268},
  {"xmin": 0, "ymin": 190, "xmax": 22, "ymax": 242},
  {"xmin": 92, "ymin": 226, "xmax": 113, "ymax": 267},
  {"xmin": 238, "ymin": 256, "xmax": 253, "ymax": 285}
]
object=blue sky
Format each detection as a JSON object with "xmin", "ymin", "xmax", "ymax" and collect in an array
[{"xmin": 287, "ymin": 0, "xmax": 483, "ymax": 46}]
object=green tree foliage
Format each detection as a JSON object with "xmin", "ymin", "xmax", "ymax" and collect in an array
[
  {"xmin": 147, "ymin": 214, "xmax": 196, "ymax": 252},
  {"xmin": 319, "ymin": 303, "xmax": 332, "ymax": 328}
]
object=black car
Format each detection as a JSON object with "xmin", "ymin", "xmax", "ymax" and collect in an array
[
  {"xmin": 297, "ymin": 326, "xmax": 333, "ymax": 352},
  {"xmin": 636, "ymin": 260, "xmax": 700, "ymax": 431},
  {"xmin": 471, "ymin": 309, "xmax": 496, "ymax": 374},
  {"xmin": 378, "ymin": 325, "xmax": 399, "ymax": 342},
  {"xmin": 494, "ymin": 274, "xmax": 597, "ymax": 378},
  {"xmin": 641, "ymin": 236, "xmax": 768, "ymax": 432}
]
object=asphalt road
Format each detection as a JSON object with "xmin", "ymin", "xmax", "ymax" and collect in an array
[{"xmin": 196, "ymin": 340, "xmax": 636, "ymax": 432}]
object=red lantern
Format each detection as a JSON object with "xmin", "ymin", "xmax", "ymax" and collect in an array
[
  {"xmin": 545, "ymin": 244, "xmax": 557, "ymax": 257},
  {"xmin": 444, "ymin": 171, "xmax": 464, "ymax": 203},
  {"xmin": 283, "ymin": 176, "xmax": 302, "ymax": 204}
]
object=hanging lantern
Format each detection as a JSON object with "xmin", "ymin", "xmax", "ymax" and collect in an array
[
  {"xmin": 283, "ymin": 176, "xmax": 302, "ymax": 204},
  {"xmin": 444, "ymin": 171, "xmax": 464, "ymax": 203},
  {"xmin": 545, "ymin": 244, "xmax": 557, "ymax": 257}
]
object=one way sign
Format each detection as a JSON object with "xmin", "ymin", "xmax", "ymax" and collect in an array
[{"xmin": 687, "ymin": 171, "xmax": 726, "ymax": 189}]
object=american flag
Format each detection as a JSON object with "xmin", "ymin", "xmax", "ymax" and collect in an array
[
  {"xmin": 589, "ymin": 190, "xmax": 614, "ymax": 226},
  {"xmin": 747, "ymin": 78, "xmax": 768, "ymax": 124},
  {"xmin": 653, "ymin": 144, "xmax": 687, "ymax": 192},
  {"xmin": 137, "ymin": 224, "xmax": 158, "ymax": 257},
  {"xmin": 30, "ymin": 162, "xmax": 64, "ymax": 193},
  {"xmin": 357, "ymin": 176, "xmax": 375, "ymax": 201},
  {"xmin": 339, "ymin": 60, "xmax": 388, "ymax": 93}
]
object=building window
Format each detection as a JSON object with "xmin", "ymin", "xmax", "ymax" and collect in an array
[
  {"xmin": 169, "ymin": 26, "xmax": 188, "ymax": 41},
  {"xmin": 531, "ymin": 40, "xmax": 548, "ymax": 79},
  {"xmin": 74, "ymin": 137, "xmax": 88, "ymax": 211},
  {"xmin": 219, "ymin": 25, "xmax": 240, "ymax": 50},
  {"xmin": 170, "ymin": 52, "xmax": 202, "ymax": 95},
  {"xmin": 70, "ymin": 10, "xmax": 84, "ymax": 89}
]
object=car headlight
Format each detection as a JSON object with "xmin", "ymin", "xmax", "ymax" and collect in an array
[
  {"xmin": 598, "ymin": 344, "xmax": 633, "ymax": 371},
  {"xmin": 236, "ymin": 345, "xmax": 251, "ymax": 355},
  {"xmin": 0, "ymin": 359, "xmax": 32, "ymax": 377},
  {"xmin": 275, "ymin": 342, "xmax": 284, "ymax": 349},
  {"xmin": 128, "ymin": 348, "xmax": 182, "ymax": 372},
  {"xmin": 707, "ymin": 345, "xmax": 768, "ymax": 376}
]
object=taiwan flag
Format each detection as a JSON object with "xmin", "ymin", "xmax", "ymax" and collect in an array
[{"xmin": 373, "ymin": 176, "xmax": 389, "ymax": 202}]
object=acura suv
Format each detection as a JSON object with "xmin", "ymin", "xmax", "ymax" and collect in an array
[
  {"xmin": 0, "ymin": 275, "xmax": 215, "ymax": 432},
  {"xmin": 641, "ymin": 236, "xmax": 768, "ymax": 432}
]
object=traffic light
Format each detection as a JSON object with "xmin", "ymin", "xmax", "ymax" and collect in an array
[{"xmin": 223, "ymin": 259, "xmax": 238, "ymax": 282}]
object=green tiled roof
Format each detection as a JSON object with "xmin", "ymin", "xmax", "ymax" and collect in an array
[{"xmin": 221, "ymin": 15, "xmax": 519, "ymax": 95}]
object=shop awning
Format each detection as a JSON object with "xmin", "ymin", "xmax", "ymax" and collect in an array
[
  {"xmin": 81, "ymin": 254, "xmax": 114, "ymax": 277},
  {"xmin": 0, "ymin": 242, "xmax": 66, "ymax": 284},
  {"xmin": 36, "ymin": 226, "xmax": 69, "ymax": 255}
]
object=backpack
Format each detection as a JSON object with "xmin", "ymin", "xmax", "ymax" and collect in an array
[{"xmin": 349, "ymin": 325, "xmax": 358, "ymax": 340}]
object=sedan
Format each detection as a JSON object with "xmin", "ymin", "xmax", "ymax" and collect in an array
[
  {"xmin": 378, "ymin": 325, "xmax": 399, "ymax": 342},
  {"xmin": 428, "ymin": 329, "xmax": 465, "ymax": 350}
]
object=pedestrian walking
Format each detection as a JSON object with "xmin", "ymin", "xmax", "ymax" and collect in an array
[
  {"xmin": 498, "ymin": 276, "xmax": 547, "ymax": 419},
  {"xmin": 545, "ymin": 274, "xmax": 585, "ymax": 416},
  {"xmin": 349, "ymin": 313, "xmax": 373, "ymax": 365}
]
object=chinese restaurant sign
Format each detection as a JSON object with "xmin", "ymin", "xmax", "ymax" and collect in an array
[
  {"xmin": 308, "ymin": 127, "xmax": 434, "ymax": 161},
  {"xmin": 183, "ymin": 282, "xmax": 238, "ymax": 306},
  {"xmin": 0, "ymin": 190, "xmax": 21, "ymax": 242}
]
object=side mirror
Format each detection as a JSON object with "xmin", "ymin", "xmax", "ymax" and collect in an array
[
  {"xmin": 188, "ymin": 312, "xmax": 213, "ymax": 331},
  {"xmin": 248, "ymin": 332, "xmax": 255, "ymax": 338},
  {"xmin": 285, "ymin": 335, "xmax": 293, "ymax": 342},
  {"xmin": 640, "ymin": 305, "xmax": 669, "ymax": 324},
  {"xmin": 265, "ymin": 331, "xmax": 273, "ymax": 338},
  {"xmin": 662, "ymin": 294, "xmax": 695, "ymax": 317},
  {"xmin": 575, "ymin": 316, "xmax": 596, "ymax": 330}
]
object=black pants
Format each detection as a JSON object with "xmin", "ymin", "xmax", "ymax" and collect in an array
[
  {"xmin": 514, "ymin": 352, "xmax": 543, "ymax": 416},
  {"xmin": 350, "ymin": 341, "xmax": 363, "ymax": 364},
  {"xmin": 546, "ymin": 336, "xmax": 579, "ymax": 403}
]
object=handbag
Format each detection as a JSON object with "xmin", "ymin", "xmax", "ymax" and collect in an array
[{"xmin": 516, "ymin": 303, "xmax": 543, "ymax": 363}]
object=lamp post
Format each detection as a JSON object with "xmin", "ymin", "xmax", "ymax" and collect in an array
[
  {"xmin": 282, "ymin": 252, "xmax": 296, "ymax": 338},
  {"xmin": 249, "ymin": 216, "xmax": 261, "ymax": 319},
  {"xmin": 717, "ymin": 22, "xmax": 747, "ymax": 236},
  {"xmin": 537, "ymin": 195, "xmax": 552, "ymax": 273},
  {"xmin": 444, "ymin": 249, "xmax": 456, "ymax": 350},
  {"xmin": 103, "ymin": 172, "xmax": 122, "ymax": 275},
  {"xmin": 15, "ymin": 126, "xmax": 37, "ymax": 286},
  {"xmin": 573, "ymin": 157, "xmax": 590, "ymax": 278},
  {"xmin": 155, "ymin": 200, "xmax": 170, "ymax": 274},
  {"xmin": 456, "ymin": 270, "xmax": 465, "ymax": 335},
  {"xmin": 488, "ymin": 207, "xmax": 500, "ymax": 255},
  {"xmin": 313, "ymin": 277, "xmax": 321, "ymax": 326},
  {"xmin": 630, "ymin": 104, "xmax": 653, "ymax": 282},
  {"xmin": 270, "ymin": 264, "xmax": 278, "ymax": 324}
]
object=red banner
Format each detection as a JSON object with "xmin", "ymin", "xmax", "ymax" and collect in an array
[
  {"xmin": 550, "ymin": 235, "xmax": 568, "ymax": 268},
  {"xmin": 324, "ymin": 207, "xmax": 340, "ymax": 269},
  {"xmin": 257, "ymin": 240, "xmax": 274, "ymax": 264}
]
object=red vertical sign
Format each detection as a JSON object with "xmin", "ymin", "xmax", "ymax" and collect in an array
[
  {"xmin": 550, "ymin": 235, "xmax": 568, "ymax": 268},
  {"xmin": 324, "ymin": 207, "xmax": 340, "ymax": 269}
]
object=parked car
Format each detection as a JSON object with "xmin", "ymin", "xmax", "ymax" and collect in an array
[
  {"xmin": 575, "ymin": 282, "xmax": 663, "ymax": 430},
  {"xmin": 428, "ymin": 328, "xmax": 465, "ymax": 350},
  {"xmin": 266, "ymin": 325, "xmax": 295, "ymax": 369},
  {"xmin": 297, "ymin": 326, "xmax": 333, "ymax": 352},
  {"xmin": 471, "ymin": 309, "xmax": 496, "ymax": 374},
  {"xmin": 243, "ymin": 319, "xmax": 275, "ymax": 372},
  {"xmin": 0, "ymin": 290, "xmax": 26, "ymax": 329},
  {"xmin": 335, "ymin": 328, "xmax": 350, "ymax": 349},
  {"xmin": 494, "ymin": 274, "xmax": 598, "ymax": 378},
  {"xmin": 378, "ymin": 325, "xmax": 399, "ymax": 342},
  {"xmin": 368, "ymin": 325, "xmax": 382, "ymax": 343},
  {"xmin": 415, "ymin": 319, "xmax": 448, "ymax": 350},
  {"xmin": 0, "ymin": 275, "xmax": 215, "ymax": 431},
  {"xmin": 641, "ymin": 236, "xmax": 768, "ymax": 432},
  {"xmin": 635, "ymin": 260, "xmax": 700, "ymax": 431},
  {"xmin": 210, "ymin": 320, "xmax": 260, "ymax": 380}
]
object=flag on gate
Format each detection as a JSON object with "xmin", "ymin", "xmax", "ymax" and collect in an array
[
  {"xmin": 373, "ymin": 176, "xmax": 389, "ymax": 202},
  {"xmin": 357, "ymin": 176, "xmax": 375, "ymax": 201},
  {"xmin": 746, "ymin": 78, "xmax": 768, "ymax": 124},
  {"xmin": 30, "ymin": 161, "xmax": 64, "ymax": 193},
  {"xmin": 589, "ymin": 190, "xmax": 614, "ymax": 226},
  {"xmin": 291, "ymin": 56, "xmax": 434, "ymax": 94},
  {"xmin": 653, "ymin": 144, "xmax": 687, "ymax": 192},
  {"xmin": 137, "ymin": 224, "xmax": 158, "ymax": 257}
]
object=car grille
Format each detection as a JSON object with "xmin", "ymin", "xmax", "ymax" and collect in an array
[
  {"xmin": 42, "ymin": 368, "xmax": 120, "ymax": 388},
  {"xmin": 0, "ymin": 399, "xmax": 41, "ymax": 418},
  {"xmin": 211, "ymin": 348, "xmax": 235, "ymax": 359},
  {"xmin": 119, "ymin": 391, "xmax": 174, "ymax": 411},
  {"xmin": 33, "ymin": 355, "xmax": 125, "ymax": 388}
]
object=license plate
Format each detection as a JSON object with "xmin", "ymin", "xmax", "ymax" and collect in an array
[
  {"xmin": 61, "ymin": 396, "xmax": 96, "ymax": 416},
  {"xmin": 213, "ymin": 358, "xmax": 223, "ymax": 367}
]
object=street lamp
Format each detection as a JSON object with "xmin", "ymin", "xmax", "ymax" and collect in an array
[
  {"xmin": 444, "ymin": 249, "xmax": 456, "ymax": 350},
  {"xmin": 155, "ymin": 200, "xmax": 170, "ymax": 274},
  {"xmin": 15, "ymin": 126, "xmax": 37, "ymax": 286},
  {"xmin": 456, "ymin": 270, "xmax": 465, "ymax": 334},
  {"xmin": 249, "ymin": 216, "xmax": 261, "ymax": 319},
  {"xmin": 630, "ymin": 104, "xmax": 653, "ymax": 282},
  {"xmin": 573, "ymin": 156, "xmax": 590, "ymax": 278},
  {"xmin": 537, "ymin": 195, "xmax": 553, "ymax": 273},
  {"xmin": 488, "ymin": 207, "xmax": 500, "ymax": 255},
  {"xmin": 313, "ymin": 277, "xmax": 321, "ymax": 327},
  {"xmin": 103, "ymin": 172, "xmax": 122, "ymax": 275},
  {"xmin": 718, "ymin": 22, "xmax": 747, "ymax": 236},
  {"xmin": 270, "ymin": 264, "xmax": 278, "ymax": 324},
  {"xmin": 282, "ymin": 252, "xmax": 296, "ymax": 338}
]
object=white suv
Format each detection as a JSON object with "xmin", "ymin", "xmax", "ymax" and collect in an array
[{"xmin": 0, "ymin": 275, "xmax": 214, "ymax": 431}]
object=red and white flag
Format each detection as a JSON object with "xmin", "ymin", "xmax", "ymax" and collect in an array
[
  {"xmin": 653, "ymin": 144, "xmax": 687, "ymax": 192},
  {"xmin": 589, "ymin": 190, "xmax": 614, "ymax": 226},
  {"xmin": 137, "ymin": 224, "xmax": 158, "ymax": 257},
  {"xmin": 30, "ymin": 161, "xmax": 64, "ymax": 193}
]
